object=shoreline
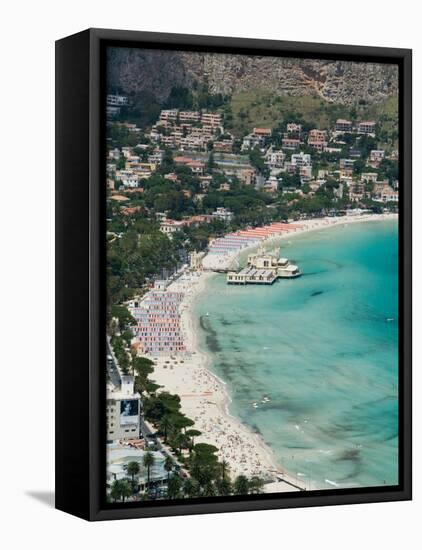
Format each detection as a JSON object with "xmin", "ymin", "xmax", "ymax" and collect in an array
[
  {"xmin": 152, "ymin": 272, "xmax": 299, "ymax": 488},
  {"xmin": 202, "ymin": 212, "xmax": 398, "ymax": 272},
  {"xmin": 147, "ymin": 213, "xmax": 397, "ymax": 493}
]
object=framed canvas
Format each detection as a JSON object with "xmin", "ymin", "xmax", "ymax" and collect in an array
[{"xmin": 55, "ymin": 28, "xmax": 412, "ymax": 521}]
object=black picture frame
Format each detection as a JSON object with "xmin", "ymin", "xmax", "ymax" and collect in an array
[{"xmin": 55, "ymin": 28, "xmax": 412, "ymax": 521}]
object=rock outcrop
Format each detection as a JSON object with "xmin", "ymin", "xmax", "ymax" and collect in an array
[{"xmin": 107, "ymin": 47, "xmax": 398, "ymax": 105}]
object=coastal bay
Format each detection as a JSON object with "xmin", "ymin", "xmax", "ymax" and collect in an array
[
  {"xmin": 150, "ymin": 214, "xmax": 398, "ymax": 492},
  {"xmin": 195, "ymin": 216, "xmax": 399, "ymax": 490},
  {"xmin": 104, "ymin": 53, "xmax": 401, "ymax": 502}
]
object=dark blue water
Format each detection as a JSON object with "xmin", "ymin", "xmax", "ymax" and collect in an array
[{"xmin": 195, "ymin": 220, "xmax": 399, "ymax": 489}]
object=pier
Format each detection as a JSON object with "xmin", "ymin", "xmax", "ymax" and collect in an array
[
  {"xmin": 227, "ymin": 252, "xmax": 301, "ymax": 284},
  {"xmin": 227, "ymin": 267, "xmax": 278, "ymax": 285}
]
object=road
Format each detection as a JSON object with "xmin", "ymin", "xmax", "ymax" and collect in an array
[
  {"xmin": 140, "ymin": 415, "xmax": 189, "ymax": 477},
  {"xmin": 106, "ymin": 338, "xmax": 122, "ymax": 388},
  {"xmin": 107, "ymin": 337, "xmax": 189, "ymax": 477}
]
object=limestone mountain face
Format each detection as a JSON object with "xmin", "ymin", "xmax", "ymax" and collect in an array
[{"xmin": 107, "ymin": 47, "xmax": 398, "ymax": 105}]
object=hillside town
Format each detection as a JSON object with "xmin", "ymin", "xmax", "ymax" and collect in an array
[{"xmin": 107, "ymin": 92, "xmax": 398, "ymax": 224}]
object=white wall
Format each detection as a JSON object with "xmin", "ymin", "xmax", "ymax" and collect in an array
[{"xmin": 0, "ymin": 1, "xmax": 419, "ymax": 548}]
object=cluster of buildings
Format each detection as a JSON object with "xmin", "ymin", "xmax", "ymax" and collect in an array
[
  {"xmin": 271, "ymin": 119, "xmax": 377, "ymax": 152},
  {"xmin": 106, "ymin": 349, "xmax": 169, "ymax": 497},
  {"xmin": 158, "ymin": 207, "xmax": 234, "ymax": 237},
  {"xmin": 241, "ymin": 127, "xmax": 272, "ymax": 151},
  {"xmin": 127, "ymin": 290, "xmax": 186, "ymax": 356},
  {"xmin": 223, "ymin": 120, "xmax": 396, "ymax": 202},
  {"xmin": 251, "ymin": 119, "xmax": 397, "ymax": 203},
  {"xmin": 333, "ymin": 119, "xmax": 377, "ymax": 137},
  {"xmin": 106, "ymin": 93, "xmax": 128, "ymax": 119},
  {"xmin": 107, "ymin": 142, "xmax": 161, "ymax": 186},
  {"xmin": 150, "ymin": 109, "xmax": 233, "ymax": 152},
  {"xmin": 107, "ymin": 372, "xmax": 141, "ymax": 443},
  {"xmin": 107, "ymin": 444, "xmax": 168, "ymax": 497},
  {"xmin": 107, "ymin": 102, "xmax": 399, "ymax": 225},
  {"xmin": 106, "ymin": 108, "xmax": 259, "ymax": 196},
  {"xmin": 227, "ymin": 252, "xmax": 301, "ymax": 285}
]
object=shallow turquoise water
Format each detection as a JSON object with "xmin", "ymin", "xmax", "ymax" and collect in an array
[{"xmin": 195, "ymin": 220, "xmax": 399, "ymax": 490}]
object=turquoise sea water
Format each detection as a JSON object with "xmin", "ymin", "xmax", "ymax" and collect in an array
[{"xmin": 195, "ymin": 220, "xmax": 399, "ymax": 490}]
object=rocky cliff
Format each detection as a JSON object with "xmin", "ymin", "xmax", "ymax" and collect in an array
[{"xmin": 107, "ymin": 47, "xmax": 398, "ymax": 105}]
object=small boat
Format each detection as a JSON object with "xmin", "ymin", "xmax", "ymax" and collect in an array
[
  {"xmin": 252, "ymin": 402, "xmax": 259, "ymax": 409},
  {"xmin": 325, "ymin": 479, "xmax": 339, "ymax": 487}
]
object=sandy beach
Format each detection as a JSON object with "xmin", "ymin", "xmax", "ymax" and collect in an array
[
  {"xmin": 202, "ymin": 212, "xmax": 398, "ymax": 271},
  {"xmin": 143, "ymin": 212, "xmax": 397, "ymax": 493},
  {"xmin": 151, "ymin": 272, "xmax": 303, "ymax": 491}
]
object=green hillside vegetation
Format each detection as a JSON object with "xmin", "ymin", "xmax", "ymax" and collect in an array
[
  {"xmin": 227, "ymin": 91, "xmax": 339, "ymax": 135},
  {"xmin": 225, "ymin": 90, "xmax": 398, "ymax": 147},
  {"xmin": 360, "ymin": 95, "xmax": 398, "ymax": 150}
]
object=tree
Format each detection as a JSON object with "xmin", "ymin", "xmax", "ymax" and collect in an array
[
  {"xmin": 164, "ymin": 86, "xmax": 193, "ymax": 109},
  {"xmin": 219, "ymin": 459, "xmax": 230, "ymax": 481},
  {"xmin": 281, "ymin": 171, "xmax": 302, "ymax": 189},
  {"xmin": 124, "ymin": 91, "xmax": 161, "ymax": 128},
  {"xmin": 249, "ymin": 146, "xmax": 269, "ymax": 177},
  {"xmin": 203, "ymin": 481, "xmax": 216, "ymax": 497},
  {"xmin": 190, "ymin": 443, "xmax": 219, "ymax": 489},
  {"xmin": 183, "ymin": 478, "xmax": 199, "ymax": 498},
  {"xmin": 169, "ymin": 432, "xmax": 189, "ymax": 454},
  {"xmin": 378, "ymin": 158, "xmax": 399, "ymax": 185},
  {"xmin": 216, "ymin": 477, "xmax": 232, "ymax": 496},
  {"xmin": 143, "ymin": 451, "xmax": 155, "ymax": 490},
  {"xmin": 160, "ymin": 414, "xmax": 173, "ymax": 443},
  {"xmin": 121, "ymin": 329, "xmax": 133, "ymax": 346},
  {"xmin": 110, "ymin": 478, "xmax": 133, "ymax": 502},
  {"xmin": 159, "ymin": 148, "xmax": 175, "ymax": 174},
  {"xmin": 126, "ymin": 461, "xmax": 140, "ymax": 485},
  {"xmin": 234, "ymin": 475, "xmax": 250, "ymax": 496},
  {"xmin": 120, "ymin": 478, "xmax": 133, "ymax": 502},
  {"xmin": 133, "ymin": 356, "xmax": 155, "ymax": 394},
  {"xmin": 185, "ymin": 428, "xmax": 202, "ymax": 449},
  {"xmin": 110, "ymin": 480, "xmax": 121, "ymax": 503},
  {"xmin": 110, "ymin": 305, "xmax": 136, "ymax": 332},
  {"xmin": 175, "ymin": 415, "xmax": 195, "ymax": 434},
  {"xmin": 143, "ymin": 392, "xmax": 181, "ymax": 424},
  {"xmin": 249, "ymin": 476, "xmax": 265, "ymax": 494},
  {"xmin": 207, "ymin": 151, "xmax": 216, "ymax": 174},
  {"xmin": 164, "ymin": 456, "xmax": 173, "ymax": 482},
  {"xmin": 167, "ymin": 475, "xmax": 182, "ymax": 499},
  {"xmin": 192, "ymin": 443, "xmax": 219, "ymax": 459}
]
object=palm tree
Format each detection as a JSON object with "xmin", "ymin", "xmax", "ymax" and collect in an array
[
  {"xmin": 110, "ymin": 480, "xmax": 121, "ymax": 502},
  {"xmin": 216, "ymin": 477, "xmax": 232, "ymax": 496},
  {"xmin": 110, "ymin": 479, "xmax": 133, "ymax": 502},
  {"xmin": 167, "ymin": 475, "xmax": 182, "ymax": 499},
  {"xmin": 143, "ymin": 451, "xmax": 155, "ymax": 490},
  {"xmin": 249, "ymin": 476, "xmax": 264, "ymax": 494},
  {"xmin": 183, "ymin": 478, "xmax": 199, "ymax": 498},
  {"xmin": 233, "ymin": 475, "xmax": 249, "ymax": 496},
  {"xmin": 219, "ymin": 459, "xmax": 230, "ymax": 481},
  {"xmin": 160, "ymin": 415, "xmax": 173, "ymax": 443},
  {"xmin": 126, "ymin": 461, "xmax": 140, "ymax": 485},
  {"xmin": 164, "ymin": 456, "xmax": 173, "ymax": 482},
  {"xmin": 203, "ymin": 481, "xmax": 216, "ymax": 497},
  {"xmin": 120, "ymin": 478, "xmax": 132, "ymax": 502}
]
